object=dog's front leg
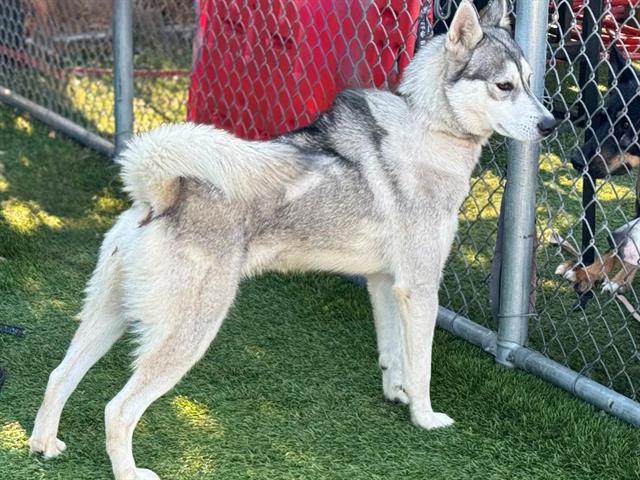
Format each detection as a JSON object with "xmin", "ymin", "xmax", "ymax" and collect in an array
[{"xmin": 393, "ymin": 274, "xmax": 454, "ymax": 430}]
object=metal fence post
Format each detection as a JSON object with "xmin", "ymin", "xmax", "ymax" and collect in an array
[
  {"xmin": 496, "ymin": 0, "xmax": 550, "ymax": 367},
  {"xmin": 113, "ymin": 0, "xmax": 134, "ymax": 155}
]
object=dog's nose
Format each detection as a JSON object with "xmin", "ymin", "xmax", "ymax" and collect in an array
[{"xmin": 537, "ymin": 117, "xmax": 558, "ymax": 137}]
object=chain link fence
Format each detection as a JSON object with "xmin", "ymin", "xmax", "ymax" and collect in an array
[
  {"xmin": 0, "ymin": 0, "xmax": 193, "ymax": 153},
  {"xmin": 1, "ymin": 0, "xmax": 639, "ymax": 425},
  {"xmin": 536, "ymin": 0, "xmax": 640, "ymax": 402}
]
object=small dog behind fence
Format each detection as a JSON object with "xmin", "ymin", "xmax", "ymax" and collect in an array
[{"xmin": 557, "ymin": 44, "xmax": 640, "ymax": 313}]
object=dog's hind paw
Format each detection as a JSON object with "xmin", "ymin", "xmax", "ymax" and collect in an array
[
  {"xmin": 411, "ymin": 411, "xmax": 455, "ymax": 430},
  {"xmin": 555, "ymin": 261, "xmax": 573, "ymax": 276},
  {"xmin": 384, "ymin": 385, "xmax": 409, "ymax": 405},
  {"xmin": 28, "ymin": 436, "xmax": 66, "ymax": 459},
  {"xmin": 555, "ymin": 262, "xmax": 578, "ymax": 282}
]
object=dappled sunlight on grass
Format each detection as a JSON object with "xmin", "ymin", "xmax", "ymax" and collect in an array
[
  {"xmin": 596, "ymin": 180, "xmax": 634, "ymax": 203},
  {"xmin": 172, "ymin": 396, "xmax": 224, "ymax": 437},
  {"xmin": 2, "ymin": 198, "xmax": 63, "ymax": 233},
  {"xmin": 461, "ymin": 244, "xmax": 490, "ymax": 270},
  {"xmin": 135, "ymin": 77, "xmax": 189, "ymax": 133},
  {"xmin": 271, "ymin": 442, "xmax": 315, "ymax": 467},
  {"xmin": 19, "ymin": 156, "xmax": 31, "ymax": 168},
  {"xmin": 537, "ymin": 205, "xmax": 576, "ymax": 234},
  {"xmin": 65, "ymin": 76, "xmax": 115, "ymax": 136},
  {"xmin": 13, "ymin": 116, "xmax": 32, "ymax": 135},
  {"xmin": 94, "ymin": 191, "xmax": 128, "ymax": 214},
  {"xmin": 0, "ymin": 422, "xmax": 28, "ymax": 451},
  {"xmin": 176, "ymin": 446, "xmax": 217, "ymax": 477},
  {"xmin": 244, "ymin": 344, "xmax": 266, "ymax": 360},
  {"xmin": 64, "ymin": 74, "xmax": 189, "ymax": 137},
  {"xmin": 553, "ymin": 173, "xmax": 581, "ymax": 191},
  {"xmin": 539, "ymin": 152, "xmax": 563, "ymax": 173},
  {"xmin": 259, "ymin": 401, "xmax": 284, "ymax": 418},
  {"xmin": 460, "ymin": 169, "xmax": 502, "ymax": 222}
]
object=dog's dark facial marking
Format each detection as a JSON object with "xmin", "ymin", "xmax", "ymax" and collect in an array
[
  {"xmin": 449, "ymin": 27, "xmax": 524, "ymax": 96},
  {"xmin": 573, "ymin": 48, "xmax": 640, "ymax": 178}
]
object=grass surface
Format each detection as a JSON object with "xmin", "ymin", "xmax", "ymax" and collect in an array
[{"xmin": 1, "ymin": 105, "xmax": 640, "ymax": 479}]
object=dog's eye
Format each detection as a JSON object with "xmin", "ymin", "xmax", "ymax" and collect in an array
[{"xmin": 496, "ymin": 82, "xmax": 514, "ymax": 91}]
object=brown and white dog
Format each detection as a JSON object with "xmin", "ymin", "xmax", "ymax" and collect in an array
[{"xmin": 556, "ymin": 218, "xmax": 640, "ymax": 295}]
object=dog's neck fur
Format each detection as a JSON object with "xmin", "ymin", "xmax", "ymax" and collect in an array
[{"xmin": 397, "ymin": 37, "xmax": 488, "ymax": 177}]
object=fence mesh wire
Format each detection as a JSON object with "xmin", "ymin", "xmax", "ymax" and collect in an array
[
  {"xmin": 535, "ymin": 0, "xmax": 640, "ymax": 401},
  {"xmin": 0, "ymin": 0, "xmax": 639, "ymax": 407},
  {"xmin": 0, "ymin": 0, "xmax": 193, "ymax": 140}
]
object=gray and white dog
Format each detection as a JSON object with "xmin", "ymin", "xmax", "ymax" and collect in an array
[{"xmin": 29, "ymin": 1, "xmax": 555, "ymax": 479}]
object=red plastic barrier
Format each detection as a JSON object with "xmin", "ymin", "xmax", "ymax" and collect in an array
[{"xmin": 188, "ymin": 0, "xmax": 424, "ymax": 139}]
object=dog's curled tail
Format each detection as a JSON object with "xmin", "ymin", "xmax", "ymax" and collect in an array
[{"xmin": 117, "ymin": 123, "xmax": 306, "ymax": 212}]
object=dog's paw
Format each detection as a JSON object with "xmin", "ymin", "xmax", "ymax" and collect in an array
[
  {"xmin": 120, "ymin": 468, "xmax": 161, "ymax": 480},
  {"xmin": 602, "ymin": 281, "xmax": 620, "ymax": 294},
  {"xmin": 555, "ymin": 261, "xmax": 579, "ymax": 282},
  {"xmin": 383, "ymin": 384, "xmax": 409, "ymax": 405},
  {"xmin": 555, "ymin": 261, "xmax": 571, "ymax": 275},
  {"xmin": 132, "ymin": 468, "xmax": 161, "ymax": 480},
  {"xmin": 411, "ymin": 411, "xmax": 455, "ymax": 430},
  {"xmin": 28, "ymin": 436, "xmax": 66, "ymax": 459}
]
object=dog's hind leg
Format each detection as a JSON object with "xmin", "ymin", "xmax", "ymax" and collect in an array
[
  {"xmin": 29, "ymin": 209, "xmax": 139, "ymax": 458},
  {"xmin": 104, "ymin": 245, "xmax": 241, "ymax": 480},
  {"xmin": 367, "ymin": 273, "xmax": 408, "ymax": 404}
]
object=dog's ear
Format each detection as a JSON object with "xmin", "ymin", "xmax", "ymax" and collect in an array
[
  {"xmin": 447, "ymin": 0, "xmax": 483, "ymax": 54},
  {"xmin": 480, "ymin": 0, "xmax": 511, "ymax": 31},
  {"xmin": 610, "ymin": 45, "xmax": 637, "ymax": 85}
]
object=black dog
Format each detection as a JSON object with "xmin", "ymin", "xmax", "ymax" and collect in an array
[{"xmin": 572, "ymin": 45, "xmax": 640, "ymax": 178}]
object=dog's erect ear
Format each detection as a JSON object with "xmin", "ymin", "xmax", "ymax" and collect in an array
[
  {"xmin": 447, "ymin": 0, "xmax": 483, "ymax": 54},
  {"xmin": 480, "ymin": 0, "xmax": 511, "ymax": 31},
  {"xmin": 610, "ymin": 45, "xmax": 637, "ymax": 84}
]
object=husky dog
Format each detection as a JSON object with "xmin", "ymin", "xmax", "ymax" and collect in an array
[
  {"xmin": 572, "ymin": 45, "xmax": 640, "ymax": 178},
  {"xmin": 29, "ymin": 1, "xmax": 555, "ymax": 479}
]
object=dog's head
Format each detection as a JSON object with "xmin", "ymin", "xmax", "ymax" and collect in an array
[
  {"xmin": 572, "ymin": 46, "xmax": 640, "ymax": 178},
  {"xmin": 441, "ymin": 0, "xmax": 557, "ymax": 141}
]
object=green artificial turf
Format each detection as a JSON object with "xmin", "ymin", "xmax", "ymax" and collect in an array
[{"xmin": 0, "ymin": 105, "xmax": 640, "ymax": 480}]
